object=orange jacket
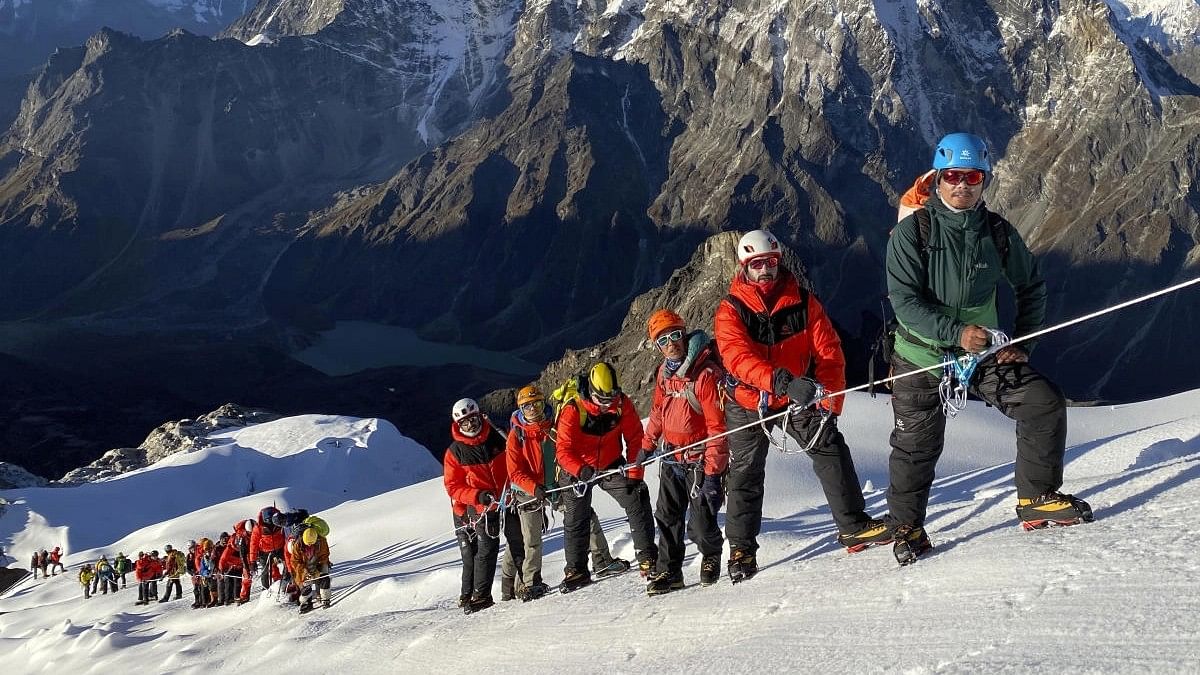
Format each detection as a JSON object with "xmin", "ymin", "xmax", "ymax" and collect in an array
[
  {"xmin": 555, "ymin": 394, "xmax": 644, "ymax": 481},
  {"xmin": 506, "ymin": 407, "xmax": 555, "ymax": 496},
  {"xmin": 288, "ymin": 535, "xmax": 331, "ymax": 585},
  {"xmin": 714, "ymin": 269, "xmax": 846, "ymax": 414},
  {"xmin": 443, "ymin": 420, "xmax": 509, "ymax": 517},
  {"xmin": 641, "ymin": 335, "xmax": 729, "ymax": 475},
  {"xmin": 249, "ymin": 525, "xmax": 285, "ymax": 563}
]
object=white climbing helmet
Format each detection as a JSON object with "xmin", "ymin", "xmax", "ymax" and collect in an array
[
  {"xmin": 451, "ymin": 398, "xmax": 481, "ymax": 422},
  {"xmin": 736, "ymin": 230, "xmax": 781, "ymax": 264}
]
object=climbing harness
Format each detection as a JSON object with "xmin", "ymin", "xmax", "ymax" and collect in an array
[{"xmin": 939, "ymin": 328, "xmax": 1010, "ymax": 417}]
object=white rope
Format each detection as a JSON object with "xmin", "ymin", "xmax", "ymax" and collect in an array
[{"xmin": 545, "ymin": 274, "xmax": 1200, "ymax": 492}]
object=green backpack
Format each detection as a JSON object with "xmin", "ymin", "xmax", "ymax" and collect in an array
[{"xmin": 303, "ymin": 515, "xmax": 330, "ymax": 537}]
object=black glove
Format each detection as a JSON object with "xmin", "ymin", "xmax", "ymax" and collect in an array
[
  {"xmin": 534, "ymin": 485, "xmax": 547, "ymax": 501},
  {"xmin": 777, "ymin": 369, "xmax": 820, "ymax": 408},
  {"xmin": 701, "ymin": 474, "xmax": 724, "ymax": 515},
  {"xmin": 576, "ymin": 466, "xmax": 596, "ymax": 482},
  {"xmin": 478, "ymin": 491, "xmax": 495, "ymax": 507}
]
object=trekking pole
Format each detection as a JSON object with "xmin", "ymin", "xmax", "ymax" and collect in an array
[{"xmin": 546, "ymin": 273, "xmax": 1200, "ymax": 493}]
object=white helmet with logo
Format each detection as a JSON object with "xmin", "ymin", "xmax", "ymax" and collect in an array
[
  {"xmin": 451, "ymin": 398, "xmax": 481, "ymax": 422},
  {"xmin": 736, "ymin": 230, "xmax": 781, "ymax": 264}
]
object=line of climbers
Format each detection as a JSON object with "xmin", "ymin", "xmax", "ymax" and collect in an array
[
  {"xmin": 443, "ymin": 132, "xmax": 1094, "ymax": 614},
  {"xmin": 27, "ymin": 547, "xmax": 65, "ymax": 578},
  {"xmin": 75, "ymin": 507, "xmax": 333, "ymax": 615}
]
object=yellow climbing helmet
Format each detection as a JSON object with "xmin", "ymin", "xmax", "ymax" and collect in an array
[
  {"xmin": 302, "ymin": 527, "xmax": 319, "ymax": 546},
  {"xmin": 588, "ymin": 362, "xmax": 620, "ymax": 402}
]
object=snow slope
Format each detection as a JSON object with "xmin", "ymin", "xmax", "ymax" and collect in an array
[
  {"xmin": 2, "ymin": 391, "xmax": 1199, "ymax": 672},
  {"xmin": 0, "ymin": 415, "xmax": 440, "ymax": 566}
]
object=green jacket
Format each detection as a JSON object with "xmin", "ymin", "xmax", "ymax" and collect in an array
[{"xmin": 886, "ymin": 193, "xmax": 1047, "ymax": 370}]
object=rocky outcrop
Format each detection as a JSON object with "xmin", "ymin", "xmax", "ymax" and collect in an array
[
  {"xmin": 0, "ymin": 461, "xmax": 48, "ymax": 489},
  {"xmin": 265, "ymin": 51, "xmax": 703, "ymax": 359},
  {"xmin": 57, "ymin": 403, "xmax": 280, "ymax": 484}
]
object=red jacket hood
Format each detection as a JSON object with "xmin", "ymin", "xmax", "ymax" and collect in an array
[
  {"xmin": 510, "ymin": 408, "xmax": 552, "ymax": 437},
  {"xmin": 727, "ymin": 267, "xmax": 804, "ymax": 315},
  {"xmin": 449, "ymin": 418, "xmax": 494, "ymax": 445}
]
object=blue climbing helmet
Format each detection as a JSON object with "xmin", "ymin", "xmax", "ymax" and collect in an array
[{"xmin": 932, "ymin": 133, "xmax": 991, "ymax": 172}]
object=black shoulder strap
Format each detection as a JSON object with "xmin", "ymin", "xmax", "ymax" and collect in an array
[
  {"xmin": 913, "ymin": 207, "xmax": 933, "ymax": 266},
  {"xmin": 986, "ymin": 211, "xmax": 1010, "ymax": 268},
  {"xmin": 915, "ymin": 207, "xmax": 1009, "ymax": 268}
]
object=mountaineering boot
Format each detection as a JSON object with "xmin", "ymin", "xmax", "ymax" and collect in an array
[
  {"xmin": 594, "ymin": 557, "xmax": 631, "ymax": 578},
  {"xmin": 837, "ymin": 519, "xmax": 894, "ymax": 553},
  {"xmin": 500, "ymin": 575, "xmax": 516, "ymax": 601},
  {"xmin": 518, "ymin": 582, "xmax": 551, "ymax": 602},
  {"xmin": 1016, "ymin": 492, "xmax": 1094, "ymax": 530},
  {"xmin": 463, "ymin": 595, "xmax": 495, "ymax": 615},
  {"xmin": 892, "ymin": 525, "xmax": 933, "ymax": 566},
  {"xmin": 457, "ymin": 593, "xmax": 470, "ymax": 608},
  {"xmin": 299, "ymin": 597, "xmax": 314, "ymax": 615},
  {"xmin": 560, "ymin": 568, "xmax": 593, "ymax": 594},
  {"xmin": 645, "ymin": 570, "xmax": 685, "ymax": 596},
  {"xmin": 699, "ymin": 555, "xmax": 721, "ymax": 587},
  {"xmin": 727, "ymin": 549, "xmax": 757, "ymax": 584},
  {"xmin": 320, "ymin": 587, "xmax": 331, "ymax": 609},
  {"xmin": 637, "ymin": 558, "xmax": 656, "ymax": 578}
]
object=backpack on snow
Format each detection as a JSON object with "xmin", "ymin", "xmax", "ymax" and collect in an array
[{"xmin": 868, "ymin": 173, "xmax": 1014, "ymax": 395}]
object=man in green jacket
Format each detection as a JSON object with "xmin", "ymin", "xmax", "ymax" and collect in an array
[{"xmin": 884, "ymin": 132, "xmax": 1092, "ymax": 565}]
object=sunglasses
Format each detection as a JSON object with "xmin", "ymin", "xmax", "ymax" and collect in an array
[
  {"xmin": 654, "ymin": 329, "xmax": 684, "ymax": 347},
  {"xmin": 519, "ymin": 401, "xmax": 543, "ymax": 414},
  {"xmin": 747, "ymin": 256, "xmax": 780, "ymax": 271},
  {"xmin": 457, "ymin": 413, "xmax": 482, "ymax": 429},
  {"xmin": 940, "ymin": 169, "xmax": 986, "ymax": 186}
]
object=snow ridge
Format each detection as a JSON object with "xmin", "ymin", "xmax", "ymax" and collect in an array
[{"xmin": 3, "ymin": 392, "xmax": 1200, "ymax": 670}]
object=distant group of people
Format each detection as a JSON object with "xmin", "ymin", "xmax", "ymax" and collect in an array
[
  {"xmin": 443, "ymin": 132, "xmax": 1093, "ymax": 613},
  {"xmin": 72, "ymin": 507, "xmax": 332, "ymax": 615},
  {"xmin": 28, "ymin": 547, "xmax": 65, "ymax": 579}
]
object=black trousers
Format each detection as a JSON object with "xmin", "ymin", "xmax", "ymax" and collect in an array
[
  {"xmin": 160, "ymin": 578, "xmax": 182, "ymax": 601},
  {"xmin": 454, "ymin": 510, "xmax": 501, "ymax": 600},
  {"xmin": 561, "ymin": 470, "xmax": 657, "ymax": 572},
  {"xmin": 259, "ymin": 550, "xmax": 283, "ymax": 589},
  {"xmin": 654, "ymin": 461, "xmax": 723, "ymax": 575},
  {"xmin": 887, "ymin": 354, "xmax": 1067, "ymax": 527},
  {"xmin": 725, "ymin": 400, "xmax": 872, "ymax": 553}
]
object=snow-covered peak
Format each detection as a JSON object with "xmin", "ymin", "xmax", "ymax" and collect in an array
[
  {"xmin": 1105, "ymin": 0, "xmax": 1200, "ymax": 50},
  {"xmin": 0, "ymin": 414, "xmax": 440, "ymax": 558}
]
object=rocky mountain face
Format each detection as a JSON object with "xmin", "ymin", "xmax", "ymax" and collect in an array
[
  {"xmin": 58, "ymin": 403, "xmax": 279, "ymax": 483},
  {"xmin": 348, "ymin": 0, "xmax": 1199, "ymax": 403},
  {"xmin": 1, "ymin": 0, "xmax": 1198, "ymax": 476},
  {"xmin": 0, "ymin": 0, "xmax": 250, "ymax": 77},
  {"xmin": 0, "ymin": 461, "xmax": 47, "ymax": 489}
]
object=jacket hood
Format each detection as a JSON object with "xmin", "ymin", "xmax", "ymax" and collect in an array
[
  {"xmin": 926, "ymin": 190, "xmax": 987, "ymax": 226},
  {"xmin": 511, "ymin": 407, "xmax": 552, "ymax": 433},
  {"xmin": 729, "ymin": 267, "xmax": 802, "ymax": 314},
  {"xmin": 450, "ymin": 418, "xmax": 494, "ymax": 445},
  {"xmin": 662, "ymin": 330, "xmax": 713, "ymax": 379}
]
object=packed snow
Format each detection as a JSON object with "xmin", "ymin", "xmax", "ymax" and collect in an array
[{"xmin": 2, "ymin": 390, "xmax": 1199, "ymax": 671}]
